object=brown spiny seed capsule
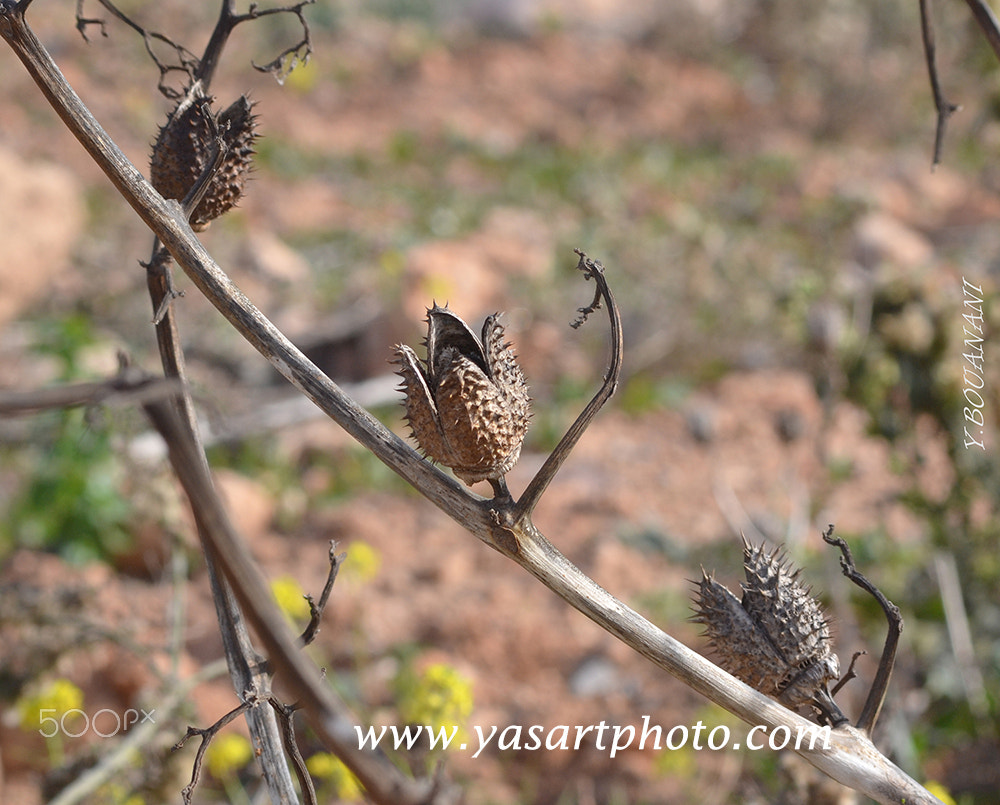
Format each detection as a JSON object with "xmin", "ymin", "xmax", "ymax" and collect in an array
[
  {"xmin": 393, "ymin": 305, "xmax": 530, "ymax": 485},
  {"xmin": 692, "ymin": 539, "xmax": 845, "ymax": 725},
  {"xmin": 150, "ymin": 82, "xmax": 258, "ymax": 231}
]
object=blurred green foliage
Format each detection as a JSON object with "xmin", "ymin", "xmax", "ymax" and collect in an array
[{"xmin": 2, "ymin": 315, "xmax": 133, "ymax": 564}]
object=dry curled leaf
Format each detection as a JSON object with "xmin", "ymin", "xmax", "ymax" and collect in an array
[
  {"xmin": 150, "ymin": 82, "xmax": 258, "ymax": 231},
  {"xmin": 393, "ymin": 305, "xmax": 530, "ymax": 485},
  {"xmin": 692, "ymin": 538, "xmax": 845, "ymax": 724}
]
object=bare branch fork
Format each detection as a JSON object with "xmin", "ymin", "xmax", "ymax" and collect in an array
[
  {"xmin": 0, "ymin": 4, "xmax": 943, "ymax": 804},
  {"xmin": 920, "ymin": 0, "xmax": 1000, "ymax": 165}
]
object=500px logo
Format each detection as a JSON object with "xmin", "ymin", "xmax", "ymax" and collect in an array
[{"xmin": 37, "ymin": 707, "xmax": 156, "ymax": 739}]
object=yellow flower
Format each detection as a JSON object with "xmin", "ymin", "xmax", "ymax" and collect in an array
[
  {"xmin": 307, "ymin": 752, "xmax": 364, "ymax": 800},
  {"xmin": 270, "ymin": 575, "xmax": 311, "ymax": 622},
  {"xmin": 205, "ymin": 733, "xmax": 253, "ymax": 780},
  {"xmin": 343, "ymin": 541, "xmax": 381, "ymax": 584},
  {"xmin": 397, "ymin": 662, "xmax": 473, "ymax": 742},
  {"xmin": 17, "ymin": 678, "xmax": 84, "ymax": 733},
  {"xmin": 923, "ymin": 782, "xmax": 956, "ymax": 805}
]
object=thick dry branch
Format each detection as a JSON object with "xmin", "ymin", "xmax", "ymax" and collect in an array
[
  {"xmin": 509, "ymin": 521, "xmax": 940, "ymax": 805},
  {"xmin": 140, "ymin": 385, "xmax": 460, "ymax": 805},
  {"xmin": 0, "ymin": 8, "xmax": 943, "ymax": 802}
]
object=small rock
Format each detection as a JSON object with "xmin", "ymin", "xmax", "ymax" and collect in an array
[{"xmin": 853, "ymin": 211, "xmax": 933, "ymax": 270}]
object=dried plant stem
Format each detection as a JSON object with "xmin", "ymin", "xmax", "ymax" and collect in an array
[
  {"xmin": 142, "ymin": 384, "xmax": 460, "ymax": 805},
  {"xmin": 0, "ymin": 6, "xmax": 944, "ymax": 803},
  {"xmin": 822, "ymin": 526, "xmax": 902, "ymax": 735},
  {"xmin": 513, "ymin": 250, "xmax": 622, "ymax": 522},
  {"xmin": 300, "ymin": 543, "xmax": 345, "ymax": 646},
  {"xmin": 919, "ymin": 0, "xmax": 959, "ymax": 166}
]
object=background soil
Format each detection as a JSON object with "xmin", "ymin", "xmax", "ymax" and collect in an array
[{"xmin": 1, "ymin": 1, "xmax": 998, "ymax": 804}]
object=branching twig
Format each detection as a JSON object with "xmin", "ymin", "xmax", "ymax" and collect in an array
[
  {"xmin": 301, "ymin": 542, "xmax": 345, "ymax": 646},
  {"xmin": 831, "ymin": 650, "xmax": 867, "ymax": 698},
  {"xmin": 76, "ymin": 0, "xmax": 200, "ymax": 97},
  {"xmin": 174, "ymin": 699, "xmax": 254, "ymax": 805},
  {"xmin": 74, "ymin": 0, "xmax": 314, "ymax": 94},
  {"xmin": 919, "ymin": 0, "xmax": 959, "ymax": 166},
  {"xmin": 822, "ymin": 525, "xmax": 902, "ymax": 735}
]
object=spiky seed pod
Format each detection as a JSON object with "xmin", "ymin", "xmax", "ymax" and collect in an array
[
  {"xmin": 393, "ymin": 305, "xmax": 531, "ymax": 485},
  {"xmin": 150, "ymin": 82, "xmax": 258, "ymax": 231},
  {"xmin": 692, "ymin": 539, "xmax": 845, "ymax": 724}
]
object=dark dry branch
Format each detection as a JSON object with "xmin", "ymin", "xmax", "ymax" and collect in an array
[
  {"xmin": 512, "ymin": 250, "xmax": 623, "ymax": 523},
  {"xmin": 247, "ymin": 0, "xmax": 314, "ymax": 81},
  {"xmin": 138, "ymin": 374, "xmax": 460, "ymax": 804},
  {"xmin": 918, "ymin": 0, "xmax": 959, "ymax": 166},
  {"xmin": 174, "ymin": 699, "xmax": 254, "ymax": 805},
  {"xmin": 76, "ymin": 0, "xmax": 200, "ymax": 97},
  {"xmin": 831, "ymin": 650, "xmax": 867, "ymax": 698},
  {"xmin": 301, "ymin": 542, "xmax": 345, "ymax": 646},
  {"xmin": 271, "ymin": 699, "xmax": 319, "ymax": 805},
  {"xmin": 965, "ymin": 0, "xmax": 1000, "ymax": 61},
  {"xmin": 822, "ymin": 526, "xmax": 902, "ymax": 735},
  {"xmin": 74, "ymin": 0, "xmax": 313, "ymax": 95},
  {"xmin": 0, "ymin": 7, "xmax": 945, "ymax": 801}
]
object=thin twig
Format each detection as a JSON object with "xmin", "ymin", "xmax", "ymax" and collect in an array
[
  {"xmin": 75, "ymin": 0, "xmax": 314, "ymax": 94},
  {"xmin": 301, "ymin": 542, "xmax": 345, "ymax": 646},
  {"xmin": 822, "ymin": 525, "xmax": 902, "ymax": 735},
  {"xmin": 831, "ymin": 650, "xmax": 867, "ymax": 698},
  {"xmin": 965, "ymin": 0, "xmax": 1000, "ymax": 61},
  {"xmin": 512, "ymin": 250, "xmax": 623, "ymax": 523},
  {"xmin": 271, "ymin": 699, "xmax": 318, "ymax": 805},
  {"xmin": 174, "ymin": 699, "xmax": 254, "ymax": 805},
  {"xmin": 919, "ymin": 0, "xmax": 959, "ymax": 166}
]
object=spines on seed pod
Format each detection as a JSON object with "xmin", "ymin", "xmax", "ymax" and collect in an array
[
  {"xmin": 393, "ymin": 305, "xmax": 530, "ymax": 485},
  {"xmin": 150, "ymin": 82, "xmax": 258, "ymax": 231},
  {"xmin": 692, "ymin": 540, "xmax": 846, "ymax": 725}
]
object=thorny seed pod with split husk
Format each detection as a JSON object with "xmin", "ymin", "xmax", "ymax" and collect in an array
[
  {"xmin": 150, "ymin": 82, "xmax": 258, "ymax": 231},
  {"xmin": 692, "ymin": 538, "xmax": 846, "ymax": 725},
  {"xmin": 393, "ymin": 305, "xmax": 531, "ymax": 485}
]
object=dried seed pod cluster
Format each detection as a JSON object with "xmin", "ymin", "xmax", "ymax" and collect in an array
[
  {"xmin": 692, "ymin": 539, "xmax": 846, "ymax": 724},
  {"xmin": 150, "ymin": 82, "xmax": 258, "ymax": 231},
  {"xmin": 393, "ymin": 305, "xmax": 531, "ymax": 485}
]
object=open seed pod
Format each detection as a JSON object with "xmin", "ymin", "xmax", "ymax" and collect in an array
[
  {"xmin": 692, "ymin": 538, "xmax": 846, "ymax": 725},
  {"xmin": 150, "ymin": 82, "xmax": 258, "ymax": 231},
  {"xmin": 393, "ymin": 305, "xmax": 530, "ymax": 485}
]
